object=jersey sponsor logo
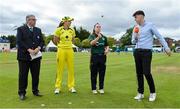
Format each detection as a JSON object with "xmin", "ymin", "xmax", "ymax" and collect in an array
[{"xmin": 96, "ymin": 42, "xmax": 104, "ymax": 46}]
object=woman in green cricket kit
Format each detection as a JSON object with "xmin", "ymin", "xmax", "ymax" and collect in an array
[{"xmin": 88, "ymin": 23, "xmax": 109, "ymax": 94}]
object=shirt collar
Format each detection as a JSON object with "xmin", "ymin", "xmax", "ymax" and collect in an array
[
  {"xmin": 27, "ymin": 24, "xmax": 34, "ymax": 29},
  {"xmin": 62, "ymin": 26, "xmax": 71, "ymax": 30},
  {"xmin": 140, "ymin": 21, "xmax": 146, "ymax": 27},
  {"xmin": 63, "ymin": 27, "xmax": 71, "ymax": 30}
]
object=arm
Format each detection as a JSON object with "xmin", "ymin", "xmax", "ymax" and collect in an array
[
  {"xmin": 72, "ymin": 37, "xmax": 75, "ymax": 44},
  {"xmin": 16, "ymin": 27, "xmax": 30, "ymax": 50},
  {"xmin": 52, "ymin": 28, "xmax": 61, "ymax": 45},
  {"xmin": 151, "ymin": 24, "xmax": 171, "ymax": 56},
  {"xmin": 104, "ymin": 37, "xmax": 109, "ymax": 55},
  {"xmin": 38, "ymin": 29, "xmax": 45, "ymax": 50},
  {"xmin": 90, "ymin": 34, "xmax": 101, "ymax": 46},
  {"xmin": 72, "ymin": 29, "xmax": 76, "ymax": 44},
  {"xmin": 52, "ymin": 36, "xmax": 60, "ymax": 46},
  {"xmin": 35, "ymin": 29, "xmax": 45, "ymax": 53},
  {"xmin": 104, "ymin": 46, "xmax": 109, "ymax": 55},
  {"xmin": 131, "ymin": 27, "xmax": 139, "ymax": 44},
  {"xmin": 16, "ymin": 27, "xmax": 35, "ymax": 54}
]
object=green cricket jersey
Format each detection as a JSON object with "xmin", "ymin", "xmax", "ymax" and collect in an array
[{"xmin": 88, "ymin": 34, "xmax": 108, "ymax": 54}]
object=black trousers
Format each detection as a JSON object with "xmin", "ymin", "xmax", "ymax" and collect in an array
[
  {"xmin": 18, "ymin": 58, "xmax": 41, "ymax": 95},
  {"xmin": 90, "ymin": 54, "xmax": 106, "ymax": 90},
  {"xmin": 133, "ymin": 49, "xmax": 155, "ymax": 94}
]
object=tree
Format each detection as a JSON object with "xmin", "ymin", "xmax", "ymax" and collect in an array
[
  {"xmin": 1, "ymin": 35, "xmax": 16, "ymax": 48},
  {"xmin": 74, "ymin": 37, "xmax": 81, "ymax": 47},
  {"xmin": 74, "ymin": 26, "xmax": 90, "ymax": 41},
  {"xmin": 120, "ymin": 27, "xmax": 133, "ymax": 48},
  {"xmin": 81, "ymin": 38, "xmax": 90, "ymax": 48},
  {"xmin": 7, "ymin": 35, "xmax": 16, "ymax": 48},
  {"xmin": 44, "ymin": 35, "xmax": 53, "ymax": 46},
  {"xmin": 107, "ymin": 37, "xmax": 116, "ymax": 47}
]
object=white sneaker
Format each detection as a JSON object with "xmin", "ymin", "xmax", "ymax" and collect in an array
[
  {"xmin": 134, "ymin": 93, "xmax": 144, "ymax": 100},
  {"xmin": 54, "ymin": 88, "xmax": 60, "ymax": 94},
  {"xmin": 92, "ymin": 90, "xmax": 98, "ymax": 94},
  {"xmin": 149, "ymin": 93, "xmax": 156, "ymax": 102},
  {"xmin": 69, "ymin": 87, "xmax": 76, "ymax": 93},
  {"xmin": 98, "ymin": 89, "xmax": 104, "ymax": 94}
]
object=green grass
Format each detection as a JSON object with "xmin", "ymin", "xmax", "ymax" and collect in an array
[{"xmin": 0, "ymin": 52, "xmax": 180, "ymax": 108}]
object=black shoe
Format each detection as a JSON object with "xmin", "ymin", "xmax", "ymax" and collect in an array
[
  {"xmin": 33, "ymin": 92, "xmax": 43, "ymax": 97},
  {"xmin": 19, "ymin": 94, "xmax": 26, "ymax": 100}
]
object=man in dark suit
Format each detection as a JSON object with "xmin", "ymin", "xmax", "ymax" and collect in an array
[{"xmin": 16, "ymin": 14, "xmax": 44, "ymax": 100}]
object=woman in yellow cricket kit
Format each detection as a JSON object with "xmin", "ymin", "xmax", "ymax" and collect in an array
[{"xmin": 53, "ymin": 16, "xmax": 76, "ymax": 94}]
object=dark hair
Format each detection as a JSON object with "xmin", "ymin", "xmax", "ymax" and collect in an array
[
  {"xmin": 133, "ymin": 10, "xmax": 145, "ymax": 17},
  {"xmin": 93, "ymin": 23, "xmax": 100, "ymax": 35},
  {"xmin": 58, "ymin": 21, "xmax": 64, "ymax": 28}
]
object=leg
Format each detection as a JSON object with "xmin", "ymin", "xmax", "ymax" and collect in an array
[
  {"xmin": 66, "ymin": 49, "xmax": 75, "ymax": 89},
  {"xmin": 18, "ymin": 60, "xmax": 30, "ymax": 95},
  {"xmin": 98, "ymin": 55, "xmax": 106, "ymax": 90},
  {"xmin": 55, "ymin": 48, "xmax": 65, "ymax": 89},
  {"xmin": 134, "ymin": 51, "xmax": 144, "ymax": 94},
  {"xmin": 30, "ymin": 58, "xmax": 41, "ymax": 94},
  {"xmin": 142, "ymin": 51, "xmax": 155, "ymax": 93},
  {"xmin": 90, "ymin": 55, "xmax": 98, "ymax": 90}
]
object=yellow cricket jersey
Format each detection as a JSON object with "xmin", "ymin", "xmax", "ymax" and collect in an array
[{"xmin": 54, "ymin": 26, "xmax": 76, "ymax": 48}]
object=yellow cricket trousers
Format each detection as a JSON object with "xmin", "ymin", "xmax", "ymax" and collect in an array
[{"xmin": 55, "ymin": 48, "xmax": 75, "ymax": 90}]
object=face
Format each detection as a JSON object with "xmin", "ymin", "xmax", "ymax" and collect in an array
[
  {"xmin": 64, "ymin": 21, "xmax": 71, "ymax": 27},
  {"xmin": 94, "ymin": 24, "xmax": 101, "ymax": 33},
  {"xmin": 134, "ymin": 15, "xmax": 144, "ymax": 24},
  {"xmin": 27, "ymin": 16, "xmax": 36, "ymax": 27}
]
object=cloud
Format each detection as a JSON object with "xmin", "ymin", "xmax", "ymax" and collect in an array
[
  {"xmin": 0, "ymin": 0, "xmax": 180, "ymax": 40},
  {"xmin": 158, "ymin": 27, "xmax": 180, "ymax": 40}
]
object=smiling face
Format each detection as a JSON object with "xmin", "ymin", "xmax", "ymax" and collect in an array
[{"xmin": 63, "ymin": 21, "xmax": 71, "ymax": 28}]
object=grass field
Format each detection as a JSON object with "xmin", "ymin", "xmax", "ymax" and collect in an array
[{"xmin": 0, "ymin": 52, "xmax": 180, "ymax": 108}]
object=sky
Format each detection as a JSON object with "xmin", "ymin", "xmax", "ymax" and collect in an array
[{"xmin": 0, "ymin": 0, "xmax": 180, "ymax": 40}]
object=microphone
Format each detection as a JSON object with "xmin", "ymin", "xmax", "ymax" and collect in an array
[{"xmin": 134, "ymin": 26, "xmax": 139, "ymax": 33}]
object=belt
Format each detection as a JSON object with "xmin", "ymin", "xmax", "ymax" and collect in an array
[
  {"xmin": 135, "ymin": 48, "xmax": 152, "ymax": 52},
  {"xmin": 91, "ymin": 53, "xmax": 104, "ymax": 56}
]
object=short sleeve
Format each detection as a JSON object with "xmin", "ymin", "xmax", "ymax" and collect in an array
[
  {"xmin": 88, "ymin": 34, "xmax": 95, "ymax": 42},
  {"xmin": 104, "ymin": 36, "xmax": 108, "ymax": 46},
  {"xmin": 72, "ymin": 29, "xmax": 76, "ymax": 37},
  {"xmin": 54, "ymin": 28, "xmax": 60, "ymax": 37}
]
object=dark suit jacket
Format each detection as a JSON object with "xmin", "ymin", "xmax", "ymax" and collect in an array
[{"xmin": 16, "ymin": 25, "xmax": 44, "ymax": 61}]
